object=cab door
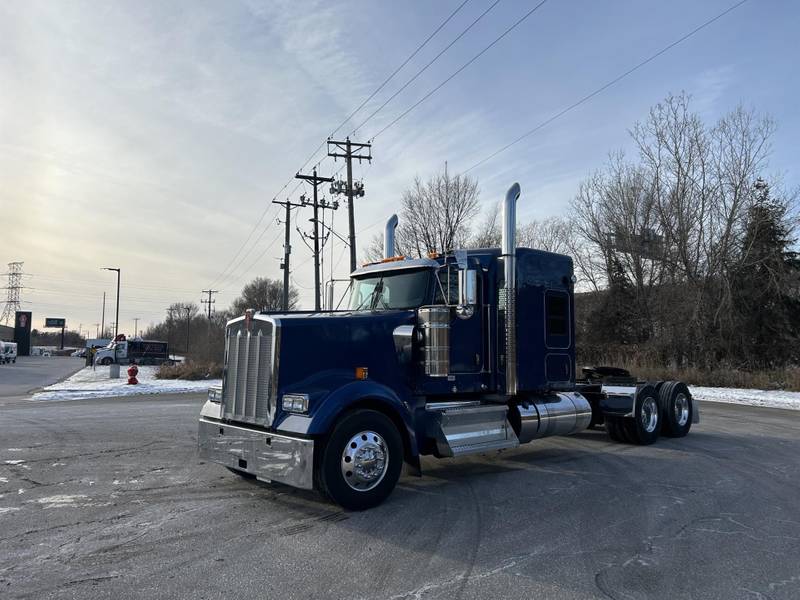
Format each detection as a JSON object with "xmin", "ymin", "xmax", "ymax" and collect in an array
[{"xmin": 435, "ymin": 261, "xmax": 487, "ymax": 393}]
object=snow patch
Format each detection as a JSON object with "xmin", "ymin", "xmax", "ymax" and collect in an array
[
  {"xmin": 0, "ymin": 477, "xmax": 8, "ymax": 484},
  {"xmin": 32, "ymin": 366, "xmax": 220, "ymax": 401},
  {"xmin": 32, "ymin": 494, "xmax": 88, "ymax": 508},
  {"xmin": 690, "ymin": 387, "xmax": 800, "ymax": 411},
  {"xmin": 0, "ymin": 507, "xmax": 20, "ymax": 515},
  {"xmin": 4, "ymin": 460, "xmax": 25, "ymax": 465},
  {"xmin": 7, "ymin": 448, "xmax": 22, "ymax": 452}
]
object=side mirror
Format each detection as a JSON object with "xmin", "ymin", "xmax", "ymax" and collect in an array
[{"xmin": 456, "ymin": 269, "xmax": 478, "ymax": 319}]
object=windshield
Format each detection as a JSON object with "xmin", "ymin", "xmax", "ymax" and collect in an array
[{"xmin": 349, "ymin": 269, "xmax": 431, "ymax": 311}]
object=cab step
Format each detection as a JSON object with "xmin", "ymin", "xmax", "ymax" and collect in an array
[{"xmin": 426, "ymin": 402, "xmax": 519, "ymax": 457}]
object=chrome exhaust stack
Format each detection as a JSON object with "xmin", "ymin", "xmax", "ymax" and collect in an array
[
  {"xmin": 384, "ymin": 214, "xmax": 399, "ymax": 259},
  {"xmin": 502, "ymin": 183, "xmax": 520, "ymax": 396}
]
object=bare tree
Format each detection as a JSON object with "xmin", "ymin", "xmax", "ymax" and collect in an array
[
  {"xmin": 393, "ymin": 167, "xmax": 480, "ymax": 257},
  {"xmin": 570, "ymin": 92, "xmax": 793, "ymax": 367},
  {"xmin": 230, "ymin": 277, "xmax": 298, "ymax": 315}
]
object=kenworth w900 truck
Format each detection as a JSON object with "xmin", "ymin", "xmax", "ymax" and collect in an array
[{"xmin": 198, "ymin": 183, "xmax": 698, "ymax": 510}]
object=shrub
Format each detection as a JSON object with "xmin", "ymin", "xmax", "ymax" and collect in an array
[{"xmin": 156, "ymin": 361, "xmax": 222, "ymax": 381}]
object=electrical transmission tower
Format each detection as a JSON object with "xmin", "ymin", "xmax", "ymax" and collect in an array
[
  {"xmin": 295, "ymin": 168, "xmax": 335, "ymax": 311},
  {"xmin": 201, "ymin": 289, "xmax": 219, "ymax": 319},
  {"xmin": 1, "ymin": 262, "xmax": 24, "ymax": 325},
  {"xmin": 272, "ymin": 198, "xmax": 304, "ymax": 312},
  {"xmin": 327, "ymin": 138, "xmax": 372, "ymax": 272}
]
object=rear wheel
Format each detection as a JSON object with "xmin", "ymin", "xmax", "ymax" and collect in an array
[
  {"xmin": 318, "ymin": 409, "xmax": 403, "ymax": 511},
  {"xmin": 660, "ymin": 381, "xmax": 693, "ymax": 438},
  {"xmin": 100, "ymin": 357, "xmax": 113, "ymax": 366},
  {"xmin": 622, "ymin": 384, "xmax": 660, "ymax": 445}
]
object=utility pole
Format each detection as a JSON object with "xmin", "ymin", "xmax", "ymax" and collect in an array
[
  {"xmin": 184, "ymin": 307, "xmax": 191, "ymax": 355},
  {"xmin": 328, "ymin": 137, "xmax": 371, "ymax": 272},
  {"xmin": 201, "ymin": 289, "xmax": 219, "ymax": 319},
  {"xmin": 166, "ymin": 308, "xmax": 173, "ymax": 353},
  {"xmin": 94, "ymin": 323, "xmax": 100, "ymax": 338},
  {"xmin": 271, "ymin": 198, "xmax": 304, "ymax": 311},
  {"xmin": 101, "ymin": 292, "xmax": 106, "ymax": 338},
  {"xmin": 295, "ymin": 168, "xmax": 334, "ymax": 311},
  {"xmin": 133, "ymin": 318, "xmax": 140, "ymax": 337}
]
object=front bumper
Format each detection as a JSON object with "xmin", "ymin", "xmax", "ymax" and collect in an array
[{"xmin": 198, "ymin": 417, "xmax": 314, "ymax": 490}]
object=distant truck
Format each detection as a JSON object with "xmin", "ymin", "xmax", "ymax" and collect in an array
[
  {"xmin": 0, "ymin": 341, "xmax": 17, "ymax": 364},
  {"xmin": 86, "ymin": 338, "xmax": 112, "ymax": 350},
  {"xmin": 94, "ymin": 335, "xmax": 170, "ymax": 366}
]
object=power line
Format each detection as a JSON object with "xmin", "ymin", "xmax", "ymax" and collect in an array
[
  {"xmin": 350, "ymin": 0, "xmax": 503, "ymax": 137},
  {"xmin": 207, "ymin": 2, "xmax": 500, "ymax": 291},
  {"xmin": 206, "ymin": 4, "xmax": 470, "ymax": 290},
  {"xmin": 462, "ymin": 0, "xmax": 750, "ymax": 174},
  {"xmin": 290, "ymin": 1, "xmax": 474, "ymax": 183},
  {"xmin": 329, "ymin": 0, "xmax": 472, "ymax": 139},
  {"xmin": 370, "ymin": 0, "xmax": 550, "ymax": 141}
]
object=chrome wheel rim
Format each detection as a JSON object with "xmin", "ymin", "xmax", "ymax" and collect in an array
[
  {"xmin": 674, "ymin": 393, "xmax": 690, "ymax": 426},
  {"xmin": 640, "ymin": 396, "xmax": 659, "ymax": 433},
  {"xmin": 341, "ymin": 430, "xmax": 388, "ymax": 492}
]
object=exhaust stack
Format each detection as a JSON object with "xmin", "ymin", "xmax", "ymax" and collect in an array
[
  {"xmin": 502, "ymin": 183, "xmax": 520, "ymax": 396},
  {"xmin": 384, "ymin": 214, "xmax": 399, "ymax": 258}
]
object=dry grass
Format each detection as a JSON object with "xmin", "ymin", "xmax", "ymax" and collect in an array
[
  {"xmin": 621, "ymin": 365, "xmax": 800, "ymax": 391},
  {"xmin": 156, "ymin": 361, "xmax": 223, "ymax": 381}
]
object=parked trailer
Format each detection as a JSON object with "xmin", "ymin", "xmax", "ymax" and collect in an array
[{"xmin": 198, "ymin": 183, "xmax": 698, "ymax": 509}]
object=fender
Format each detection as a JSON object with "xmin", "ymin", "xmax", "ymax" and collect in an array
[{"xmin": 307, "ymin": 380, "xmax": 419, "ymax": 456}]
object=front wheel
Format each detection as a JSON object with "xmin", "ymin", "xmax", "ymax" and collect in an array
[
  {"xmin": 100, "ymin": 357, "xmax": 113, "ymax": 366},
  {"xmin": 318, "ymin": 409, "xmax": 403, "ymax": 511}
]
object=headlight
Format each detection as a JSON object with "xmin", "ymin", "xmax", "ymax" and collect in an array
[
  {"xmin": 208, "ymin": 386, "xmax": 222, "ymax": 403},
  {"xmin": 282, "ymin": 393, "xmax": 309, "ymax": 413}
]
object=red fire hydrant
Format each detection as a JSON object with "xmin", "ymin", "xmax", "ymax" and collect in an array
[{"xmin": 127, "ymin": 363, "xmax": 139, "ymax": 385}]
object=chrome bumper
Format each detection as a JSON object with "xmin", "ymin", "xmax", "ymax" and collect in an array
[{"xmin": 197, "ymin": 417, "xmax": 314, "ymax": 490}]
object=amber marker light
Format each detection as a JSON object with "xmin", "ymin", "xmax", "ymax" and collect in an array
[{"xmin": 355, "ymin": 367, "xmax": 369, "ymax": 380}]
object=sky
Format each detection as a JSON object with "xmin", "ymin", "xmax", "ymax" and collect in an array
[{"xmin": 1, "ymin": 0, "xmax": 798, "ymax": 337}]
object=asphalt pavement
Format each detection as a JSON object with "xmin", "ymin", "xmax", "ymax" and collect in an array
[
  {"xmin": 0, "ymin": 356, "xmax": 84, "ymax": 402},
  {"xmin": 0, "ymin": 393, "xmax": 798, "ymax": 600}
]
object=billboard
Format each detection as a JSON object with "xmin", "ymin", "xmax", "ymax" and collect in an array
[
  {"xmin": 45, "ymin": 318, "xmax": 66, "ymax": 328},
  {"xmin": 14, "ymin": 311, "xmax": 32, "ymax": 356}
]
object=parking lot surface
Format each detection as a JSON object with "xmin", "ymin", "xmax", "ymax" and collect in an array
[
  {"xmin": 0, "ymin": 356, "xmax": 84, "ymax": 402},
  {"xmin": 0, "ymin": 393, "xmax": 798, "ymax": 599}
]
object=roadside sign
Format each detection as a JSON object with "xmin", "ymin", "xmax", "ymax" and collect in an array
[{"xmin": 45, "ymin": 318, "xmax": 66, "ymax": 328}]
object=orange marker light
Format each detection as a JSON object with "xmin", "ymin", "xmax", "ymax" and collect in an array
[{"xmin": 355, "ymin": 367, "xmax": 369, "ymax": 380}]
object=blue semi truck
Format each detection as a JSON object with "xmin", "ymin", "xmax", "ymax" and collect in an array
[{"xmin": 198, "ymin": 183, "xmax": 698, "ymax": 509}]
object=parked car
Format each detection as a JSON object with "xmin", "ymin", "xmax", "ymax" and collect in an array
[{"xmin": 0, "ymin": 341, "xmax": 18, "ymax": 364}]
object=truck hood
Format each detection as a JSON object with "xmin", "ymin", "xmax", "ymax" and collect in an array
[{"xmin": 273, "ymin": 310, "xmax": 415, "ymax": 423}]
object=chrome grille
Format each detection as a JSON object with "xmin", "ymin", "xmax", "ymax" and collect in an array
[{"xmin": 222, "ymin": 321, "xmax": 275, "ymax": 425}]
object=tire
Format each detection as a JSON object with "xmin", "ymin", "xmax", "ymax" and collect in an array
[
  {"xmin": 660, "ymin": 381, "xmax": 693, "ymax": 438},
  {"xmin": 623, "ymin": 384, "xmax": 660, "ymax": 445},
  {"xmin": 317, "ymin": 409, "xmax": 403, "ymax": 511},
  {"xmin": 100, "ymin": 357, "xmax": 113, "ymax": 366}
]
